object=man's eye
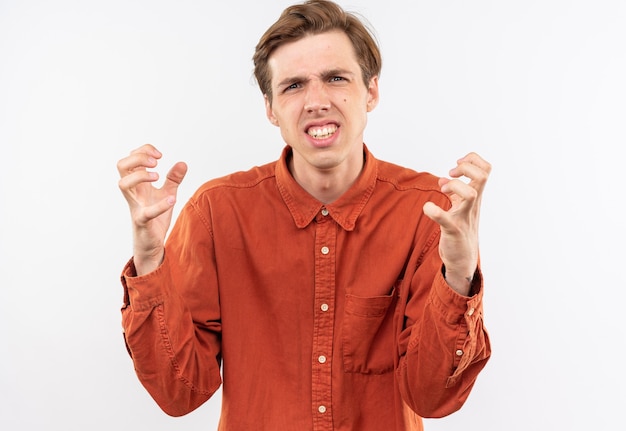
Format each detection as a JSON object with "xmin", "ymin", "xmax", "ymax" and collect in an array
[
  {"xmin": 330, "ymin": 76, "xmax": 345, "ymax": 82},
  {"xmin": 286, "ymin": 83, "xmax": 299, "ymax": 91}
]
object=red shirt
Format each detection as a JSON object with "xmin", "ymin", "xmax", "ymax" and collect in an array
[{"xmin": 120, "ymin": 145, "xmax": 491, "ymax": 430}]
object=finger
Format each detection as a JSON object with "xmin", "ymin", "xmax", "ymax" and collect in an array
[
  {"xmin": 456, "ymin": 152, "xmax": 492, "ymax": 174},
  {"xmin": 449, "ymin": 159, "xmax": 490, "ymax": 182},
  {"xmin": 116, "ymin": 144, "xmax": 162, "ymax": 176},
  {"xmin": 118, "ymin": 170, "xmax": 159, "ymax": 194},
  {"xmin": 130, "ymin": 144, "xmax": 162, "ymax": 159},
  {"xmin": 448, "ymin": 157, "xmax": 490, "ymax": 193},
  {"xmin": 440, "ymin": 178, "xmax": 478, "ymax": 202},
  {"xmin": 117, "ymin": 152, "xmax": 160, "ymax": 178}
]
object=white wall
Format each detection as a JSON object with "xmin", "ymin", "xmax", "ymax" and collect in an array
[{"xmin": 1, "ymin": 1, "xmax": 624, "ymax": 430}]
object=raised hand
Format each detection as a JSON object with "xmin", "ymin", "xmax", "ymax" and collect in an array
[
  {"xmin": 117, "ymin": 144, "xmax": 188, "ymax": 275},
  {"xmin": 422, "ymin": 153, "xmax": 491, "ymax": 296}
]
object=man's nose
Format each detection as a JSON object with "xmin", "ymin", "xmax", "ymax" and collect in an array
[{"xmin": 303, "ymin": 81, "xmax": 331, "ymax": 113}]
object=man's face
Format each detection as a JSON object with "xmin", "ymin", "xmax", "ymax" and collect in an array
[{"xmin": 265, "ymin": 31, "xmax": 379, "ymax": 178}]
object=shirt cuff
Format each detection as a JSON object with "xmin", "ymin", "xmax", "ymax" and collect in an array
[
  {"xmin": 430, "ymin": 267, "xmax": 483, "ymax": 324},
  {"xmin": 120, "ymin": 254, "xmax": 170, "ymax": 311}
]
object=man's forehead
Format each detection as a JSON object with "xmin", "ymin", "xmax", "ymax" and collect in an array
[{"xmin": 267, "ymin": 32, "xmax": 359, "ymax": 82}]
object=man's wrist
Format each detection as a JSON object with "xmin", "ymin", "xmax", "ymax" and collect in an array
[
  {"xmin": 133, "ymin": 250, "xmax": 165, "ymax": 276},
  {"xmin": 442, "ymin": 265, "xmax": 476, "ymax": 297}
]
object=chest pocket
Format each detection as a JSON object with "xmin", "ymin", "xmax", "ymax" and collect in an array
[{"xmin": 342, "ymin": 285, "xmax": 399, "ymax": 374}]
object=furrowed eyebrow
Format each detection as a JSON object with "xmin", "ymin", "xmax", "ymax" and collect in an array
[
  {"xmin": 276, "ymin": 76, "xmax": 307, "ymax": 89},
  {"xmin": 322, "ymin": 69, "xmax": 354, "ymax": 80},
  {"xmin": 276, "ymin": 69, "xmax": 356, "ymax": 89}
]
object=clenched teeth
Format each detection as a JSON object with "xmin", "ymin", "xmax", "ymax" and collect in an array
[{"xmin": 307, "ymin": 125, "xmax": 337, "ymax": 139}]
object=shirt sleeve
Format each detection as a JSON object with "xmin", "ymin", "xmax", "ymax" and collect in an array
[
  {"xmin": 395, "ymin": 230, "xmax": 491, "ymax": 418},
  {"xmin": 120, "ymin": 199, "xmax": 223, "ymax": 417}
]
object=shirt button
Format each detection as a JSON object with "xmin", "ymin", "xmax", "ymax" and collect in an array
[
  {"xmin": 321, "ymin": 246, "xmax": 329, "ymax": 255},
  {"xmin": 468, "ymin": 307, "xmax": 475, "ymax": 316},
  {"xmin": 318, "ymin": 405, "xmax": 327, "ymax": 414},
  {"xmin": 318, "ymin": 355, "xmax": 327, "ymax": 364},
  {"xmin": 320, "ymin": 303, "xmax": 329, "ymax": 312},
  {"xmin": 456, "ymin": 349, "xmax": 464, "ymax": 356},
  {"xmin": 321, "ymin": 208, "xmax": 329, "ymax": 216}
]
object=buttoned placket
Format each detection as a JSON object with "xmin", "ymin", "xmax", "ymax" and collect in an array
[{"xmin": 311, "ymin": 206, "xmax": 335, "ymax": 430}]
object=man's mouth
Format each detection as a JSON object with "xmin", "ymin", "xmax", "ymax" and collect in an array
[{"xmin": 307, "ymin": 124, "xmax": 338, "ymax": 139}]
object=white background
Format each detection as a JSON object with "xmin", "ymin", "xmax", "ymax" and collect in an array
[{"xmin": 1, "ymin": 0, "xmax": 624, "ymax": 430}]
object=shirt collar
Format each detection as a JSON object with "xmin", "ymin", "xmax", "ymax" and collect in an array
[{"xmin": 275, "ymin": 145, "xmax": 378, "ymax": 231}]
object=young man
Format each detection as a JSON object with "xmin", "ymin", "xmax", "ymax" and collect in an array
[{"xmin": 116, "ymin": 1, "xmax": 491, "ymax": 430}]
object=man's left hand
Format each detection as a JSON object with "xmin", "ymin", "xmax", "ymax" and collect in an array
[{"xmin": 423, "ymin": 152, "xmax": 492, "ymax": 296}]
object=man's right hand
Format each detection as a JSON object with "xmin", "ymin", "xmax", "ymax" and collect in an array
[{"xmin": 117, "ymin": 144, "xmax": 188, "ymax": 275}]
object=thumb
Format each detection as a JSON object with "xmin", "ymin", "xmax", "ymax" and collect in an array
[
  {"xmin": 163, "ymin": 161, "xmax": 188, "ymax": 193},
  {"xmin": 423, "ymin": 201, "xmax": 446, "ymax": 226}
]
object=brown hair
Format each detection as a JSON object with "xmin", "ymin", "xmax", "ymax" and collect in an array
[{"xmin": 253, "ymin": 0, "xmax": 382, "ymax": 103}]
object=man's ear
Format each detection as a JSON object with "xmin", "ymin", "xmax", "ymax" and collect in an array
[
  {"xmin": 366, "ymin": 76, "xmax": 380, "ymax": 112},
  {"xmin": 265, "ymin": 95, "xmax": 279, "ymax": 126}
]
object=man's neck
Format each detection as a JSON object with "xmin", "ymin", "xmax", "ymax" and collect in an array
[{"xmin": 288, "ymin": 152, "xmax": 364, "ymax": 204}]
